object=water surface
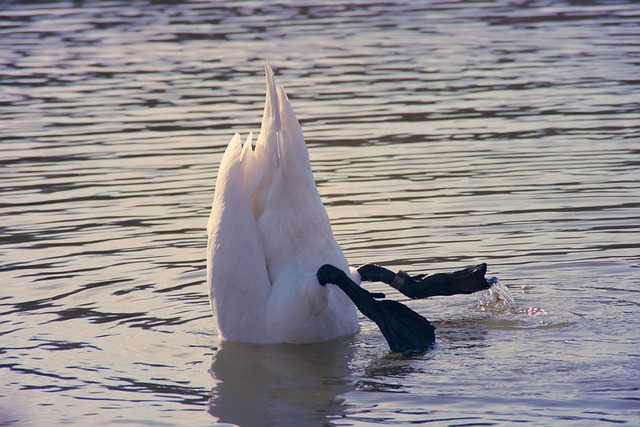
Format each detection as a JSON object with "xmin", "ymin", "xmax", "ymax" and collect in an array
[{"xmin": 2, "ymin": 1, "xmax": 639, "ymax": 426}]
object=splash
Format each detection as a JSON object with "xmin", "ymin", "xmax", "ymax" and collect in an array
[{"xmin": 477, "ymin": 277, "xmax": 517, "ymax": 312}]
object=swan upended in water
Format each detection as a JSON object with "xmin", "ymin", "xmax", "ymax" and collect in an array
[{"xmin": 207, "ymin": 63, "xmax": 491, "ymax": 355}]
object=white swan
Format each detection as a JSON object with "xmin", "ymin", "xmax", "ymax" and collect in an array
[
  {"xmin": 207, "ymin": 62, "xmax": 492, "ymax": 354},
  {"xmin": 207, "ymin": 62, "xmax": 359, "ymax": 344}
]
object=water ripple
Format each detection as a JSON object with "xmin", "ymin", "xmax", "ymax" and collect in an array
[{"xmin": 2, "ymin": 0, "xmax": 639, "ymax": 425}]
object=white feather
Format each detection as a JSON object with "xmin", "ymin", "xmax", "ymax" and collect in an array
[{"xmin": 207, "ymin": 62, "xmax": 359, "ymax": 344}]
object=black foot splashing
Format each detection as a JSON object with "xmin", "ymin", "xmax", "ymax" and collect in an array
[{"xmin": 318, "ymin": 263, "xmax": 496, "ymax": 356}]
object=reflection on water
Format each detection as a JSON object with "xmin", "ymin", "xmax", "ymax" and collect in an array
[
  {"xmin": 2, "ymin": 0, "xmax": 640, "ymax": 425},
  {"xmin": 208, "ymin": 340, "xmax": 356, "ymax": 427}
]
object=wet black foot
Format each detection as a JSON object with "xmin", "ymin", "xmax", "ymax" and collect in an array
[
  {"xmin": 358, "ymin": 263, "xmax": 492, "ymax": 299},
  {"xmin": 317, "ymin": 264, "xmax": 435, "ymax": 356}
]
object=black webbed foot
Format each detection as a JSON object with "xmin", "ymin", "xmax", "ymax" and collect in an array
[
  {"xmin": 358, "ymin": 262, "xmax": 492, "ymax": 300},
  {"xmin": 398, "ymin": 263, "xmax": 490, "ymax": 299},
  {"xmin": 317, "ymin": 264, "xmax": 435, "ymax": 356}
]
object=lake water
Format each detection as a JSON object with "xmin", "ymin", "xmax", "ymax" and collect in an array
[{"xmin": 2, "ymin": 1, "xmax": 639, "ymax": 426}]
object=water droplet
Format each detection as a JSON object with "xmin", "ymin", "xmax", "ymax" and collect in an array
[{"xmin": 477, "ymin": 277, "xmax": 517, "ymax": 312}]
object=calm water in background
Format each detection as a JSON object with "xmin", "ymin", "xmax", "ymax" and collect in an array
[{"xmin": 2, "ymin": 1, "xmax": 639, "ymax": 425}]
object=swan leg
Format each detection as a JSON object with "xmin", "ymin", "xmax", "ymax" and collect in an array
[
  {"xmin": 357, "ymin": 263, "xmax": 492, "ymax": 300},
  {"xmin": 317, "ymin": 264, "xmax": 435, "ymax": 356}
]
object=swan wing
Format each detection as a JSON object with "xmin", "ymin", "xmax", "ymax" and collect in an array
[
  {"xmin": 207, "ymin": 133, "xmax": 271, "ymax": 343},
  {"xmin": 251, "ymin": 63, "xmax": 358, "ymax": 341},
  {"xmin": 253, "ymin": 63, "xmax": 349, "ymax": 279}
]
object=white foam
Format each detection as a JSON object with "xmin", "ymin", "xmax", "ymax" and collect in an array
[{"xmin": 477, "ymin": 277, "xmax": 517, "ymax": 312}]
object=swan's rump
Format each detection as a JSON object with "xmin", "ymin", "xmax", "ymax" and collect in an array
[{"xmin": 207, "ymin": 63, "xmax": 359, "ymax": 344}]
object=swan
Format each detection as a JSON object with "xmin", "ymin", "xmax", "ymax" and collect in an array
[{"xmin": 207, "ymin": 62, "xmax": 491, "ymax": 355}]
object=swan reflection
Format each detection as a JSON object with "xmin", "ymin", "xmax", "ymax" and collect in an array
[{"xmin": 208, "ymin": 338, "xmax": 356, "ymax": 426}]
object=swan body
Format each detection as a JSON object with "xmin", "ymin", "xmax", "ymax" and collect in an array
[
  {"xmin": 207, "ymin": 63, "xmax": 359, "ymax": 344},
  {"xmin": 208, "ymin": 63, "xmax": 494, "ymax": 354}
]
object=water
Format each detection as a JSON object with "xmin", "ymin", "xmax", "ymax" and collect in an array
[
  {"xmin": 1, "ymin": 0, "xmax": 639, "ymax": 425},
  {"xmin": 476, "ymin": 278, "xmax": 518, "ymax": 311}
]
